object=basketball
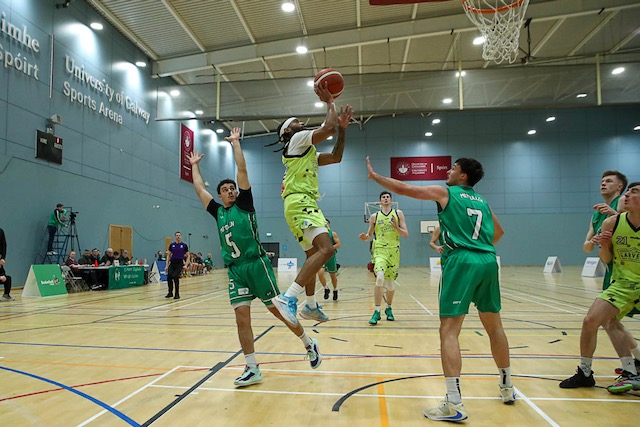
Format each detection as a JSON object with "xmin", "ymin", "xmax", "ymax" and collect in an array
[{"xmin": 314, "ymin": 68, "xmax": 344, "ymax": 98}]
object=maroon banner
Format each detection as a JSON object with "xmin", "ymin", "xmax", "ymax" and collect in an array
[
  {"xmin": 180, "ymin": 124, "xmax": 194, "ymax": 183},
  {"xmin": 390, "ymin": 156, "xmax": 451, "ymax": 181}
]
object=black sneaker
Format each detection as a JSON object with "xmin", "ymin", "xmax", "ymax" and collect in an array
[
  {"xmin": 559, "ymin": 367, "xmax": 595, "ymax": 388},
  {"xmin": 165, "ymin": 293, "xmax": 173, "ymax": 298},
  {"xmin": 174, "ymin": 294, "xmax": 180, "ymax": 299},
  {"xmin": 323, "ymin": 288, "xmax": 330, "ymax": 300},
  {"xmin": 333, "ymin": 290, "xmax": 338, "ymax": 301},
  {"xmin": 615, "ymin": 359, "xmax": 640, "ymax": 375}
]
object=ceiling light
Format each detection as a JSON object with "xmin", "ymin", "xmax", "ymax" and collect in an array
[
  {"xmin": 442, "ymin": 98, "xmax": 452, "ymax": 104},
  {"xmin": 611, "ymin": 67, "xmax": 625, "ymax": 75},
  {"xmin": 90, "ymin": 22, "xmax": 103, "ymax": 30},
  {"xmin": 327, "ymin": 136, "xmax": 333, "ymax": 140},
  {"xmin": 135, "ymin": 61, "xmax": 147, "ymax": 67},
  {"xmin": 527, "ymin": 129, "xmax": 536, "ymax": 135},
  {"xmin": 282, "ymin": 2, "xmax": 295, "ymax": 12},
  {"xmin": 195, "ymin": 110, "xmax": 203, "ymax": 115},
  {"xmin": 216, "ymin": 128, "xmax": 224, "ymax": 134},
  {"xmin": 576, "ymin": 93, "xmax": 587, "ymax": 98},
  {"xmin": 473, "ymin": 36, "xmax": 485, "ymax": 45},
  {"xmin": 170, "ymin": 89, "xmax": 180, "ymax": 97},
  {"xmin": 546, "ymin": 116, "xmax": 556, "ymax": 122},
  {"xmin": 425, "ymin": 132, "xmax": 433, "ymax": 137},
  {"xmin": 315, "ymin": 102, "xmax": 323, "ymax": 108},
  {"xmin": 634, "ymin": 125, "xmax": 640, "ymax": 131},
  {"xmin": 432, "ymin": 118, "xmax": 441, "ymax": 125},
  {"xmin": 296, "ymin": 45, "xmax": 308, "ymax": 54},
  {"xmin": 307, "ymin": 80, "xmax": 314, "ymax": 87},
  {"xmin": 455, "ymin": 71, "xmax": 466, "ymax": 77}
]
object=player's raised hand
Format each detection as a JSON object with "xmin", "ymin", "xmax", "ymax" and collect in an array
[
  {"xmin": 315, "ymin": 80, "xmax": 334, "ymax": 103},
  {"xmin": 224, "ymin": 127, "xmax": 242, "ymax": 145},
  {"xmin": 338, "ymin": 105, "xmax": 353, "ymax": 129},
  {"xmin": 187, "ymin": 150, "xmax": 205, "ymax": 166},
  {"xmin": 365, "ymin": 156, "xmax": 376, "ymax": 180}
]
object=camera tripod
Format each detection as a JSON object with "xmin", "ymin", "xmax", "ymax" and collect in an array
[{"xmin": 41, "ymin": 208, "xmax": 82, "ymax": 264}]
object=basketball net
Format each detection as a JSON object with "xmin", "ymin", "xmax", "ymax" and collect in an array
[
  {"xmin": 364, "ymin": 202, "xmax": 399, "ymax": 223},
  {"xmin": 462, "ymin": 0, "xmax": 530, "ymax": 64}
]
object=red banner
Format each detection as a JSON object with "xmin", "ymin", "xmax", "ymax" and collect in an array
[
  {"xmin": 180, "ymin": 124, "xmax": 194, "ymax": 183},
  {"xmin": 390, "ymin": 156, "xmax": 451, "ymax": 181}
]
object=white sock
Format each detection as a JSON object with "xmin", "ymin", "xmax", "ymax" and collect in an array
[
  {"xmin": 621, "ymin": 356, "xmax": 637, "ymax": 375},
  {"xmin": 245, "ymin": 353, "xmax": 258, "ymax": 369},
  {"xmin": 631, "ymin": 344, "xmax": 640, "ymax": 360},
  {"xmin": 375, "ymin": 306, "xmax": 381, "ymax": 313},
  {"xmin": 580, "ymin": 358, "xmax": 593, "ymax": 376},
  {"xmin": 445, "ymin": 377, "xmax": 462, "ymax": 404},
  {"xmin": 499, "ymin": 367, "xmax": 512, "ymax": 388},
  {"xmin": 285, "ymin": 282, "xmax": 304, "ymax": 299},
  {"xmin": 298, "ymin": 331, "xmax": 312, "ymax": 348},
  {"xmin": 306, "ymin": 294, "xmax": 316, "ymax": 307}
]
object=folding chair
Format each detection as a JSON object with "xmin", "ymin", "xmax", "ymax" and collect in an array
[{"xmin": 61, "ymin": 266, "xmax": 86, "ymax": 292}]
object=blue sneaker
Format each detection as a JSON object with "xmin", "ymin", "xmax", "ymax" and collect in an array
[
  {"xmin": 300, "ymin": 303, "xmax": 329, "ymax": 322},
  {"xmin": 271, "ymin": 293, "xmax": 299, "ymax": 326},
  {"xmin": 306, "ymin": 338, "xmax": 322, "ymax": 369}
]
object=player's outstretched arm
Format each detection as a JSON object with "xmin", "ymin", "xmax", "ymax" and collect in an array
[
  {"xmin": 225, "ymin": 127, "xmax": 250, "ymax": 190},
  {"xmin": 319, "ymin": 105, "xmax": 353, "ymax": 166},
  {"xmin": 366, "ymin": 156, "xmax": 448, "ymax": 205},
  {"xmin": 598, "ymin": 216, "xmax": 616, "ymax": 264},
  {"xmin": 187, "ymin": 151, "xmax": 214, "ymax": 208},
  {"xmin": 312, "ymin": 81, "xmax": 337, "ymax": 145},
  {"xmin": 358, "ymin": 214, "xmax": 376, "ymax": 240}
]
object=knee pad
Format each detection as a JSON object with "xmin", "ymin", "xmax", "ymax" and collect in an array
[
  {"xmin": 375, "ymin": 271, "xmax": 384, "ymax": 287},
  {"xmin": 383, "ymin": 279, "xmax": 395, "ymax": 291}
]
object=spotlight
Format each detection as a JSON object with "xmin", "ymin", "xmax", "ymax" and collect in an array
[{"xmin": 56, "ymin": 0, "xmax": 71, "ymax": 8}]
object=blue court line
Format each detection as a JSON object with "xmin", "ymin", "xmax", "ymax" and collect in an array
[{"xmin": 0, "ymin": 365, "xmax": 140, "ymax": 426}]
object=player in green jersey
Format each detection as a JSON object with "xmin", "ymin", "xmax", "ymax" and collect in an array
[
  {"xmin": 188, "ymin": 128, "xmax": 322, "ymax": 387},
  {"xmin": 366, "ymin": 157, "xmax": 513, "ymax": 422},
  {"xmin": 561, "ymin": 182, "xmax": 640, "ymax": 393},
  {"xmin": 318, "ymin": 219, "xmax": 341, "ymax": 301},
  {"xmin": 359, "ymin": 191, "xmax": 408, "ymax": 325},
  {"xmin": 269, "ymin": 82, "xmax": 353, "ymax": 325},
  {"xmin": 581, "ymin": 171, "xmax": 639, "ymax": 375}
]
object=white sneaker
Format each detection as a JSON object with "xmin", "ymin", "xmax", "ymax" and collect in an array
[
  {"xmin": 234, "ymin": 366, "xmax": 262, "ymax": 387},
  {"xmin": 500, "ymin": 386, "xmax": 516, "ymax": 404},
  {"xmin": 423, "ymin": 398, "xmax": 468, "ymax": 422}
]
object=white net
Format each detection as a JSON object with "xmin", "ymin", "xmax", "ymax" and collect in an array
[
  {"xmin": 462, "ymin": 0, "xmax": 530, "ymax": 64},
  {"xmin": 364, "ymin": 202, "xmax": 399, "ymax": 223}
]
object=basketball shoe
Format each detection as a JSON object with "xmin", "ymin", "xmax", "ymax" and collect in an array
[
  {"xmin": 234, "ymin": 366, "xmax": 262, "ymax": 387},
  {"xmin": 423, "ymin": 398, "xmax": 468, "ymax": 422}
]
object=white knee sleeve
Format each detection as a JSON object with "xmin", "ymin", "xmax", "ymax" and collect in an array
[
  {"xmin": 375, "ymin": 271, "xmax": 384, "ymax": 287},
  {"xmin": 383, "ymin": 279, "xmax": 396, "ymax": 291}
]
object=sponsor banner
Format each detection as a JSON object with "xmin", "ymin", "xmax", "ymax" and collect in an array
[
  {"xmin": 109, "ymin": 265, "xmax": 145, "ymax": 289},
  {"xmin": 153, "ymin": 260, "xmax": 168, "ymax": 282},
  {"xmin": 277, "ymin": 258, "xmax": 298, "ymax": 272},
  {"xmin": 22, "ymin": 265, "xmax": 67, "ymax": 297},
  {"xmin": 390, "ymin": 156, "xmax": 451, "ymax": 181},
  {"xmin": 180, "ymin": 124, "xmax": 194, "ymax": 182}
]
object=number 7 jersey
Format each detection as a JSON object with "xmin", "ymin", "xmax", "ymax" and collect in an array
[{"xmin": 437, "ymin": 185, "xmax": 495, "ymax": 254}]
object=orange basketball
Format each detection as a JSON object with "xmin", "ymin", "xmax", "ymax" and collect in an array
[{"xmin": 314, "ymin": 68, "xmax": 344, "ymax": 98}]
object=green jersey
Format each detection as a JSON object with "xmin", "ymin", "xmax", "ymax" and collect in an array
[
  {"xmin": 438, "ymin": 185, "xmax": 495, "ymax": 254},
  {"xmin": 207, "ymin": 189, "xmax": 265, "ymax": 267},
  {"xmin": 281, "ymin": 130, "xmax": 319, "ymax": 200},
  {"xmin": 611, "ymin": 212, "xmax": 640, "ymax": 286},
  {"xmin": 372, "ymin": 209, "xmax": 400, "ymax": 249},
  {"xmin": 591, "ymin": 195, "xmax": 620, "ymax": 234},
  {"xmin": 48, "ymin": 208, "xmax": 66, "ymax": 227}
]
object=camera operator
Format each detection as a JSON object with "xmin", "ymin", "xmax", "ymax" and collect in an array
[{"xmin": 46, "ymin": 203, "xmax": 67, "ymax": 255}]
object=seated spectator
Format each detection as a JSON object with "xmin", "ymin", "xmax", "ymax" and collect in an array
[
  {"xmin": 65, "ymin": 250, "xmax": 78, "ymax": 267},
  {"xmin": 156, "ymin": 250, "xmax": 165, "ymax": 261},
  {"xmin": 101, "ymin": 248, "xmax": 116, "ymax": 266},
  {"xmin": 203, "ymin": 253, "xmax": 214, "ymax": 272},
  {"xmin": 78, "ymin": 249, "xmax": 92, "ymax": 265},
  {"xmin": 78, "ymin": 249, "xmax": 100, "ymax": 290},
  {"xmin": 119, "ymin": 250, "xmax": 131, "ymax": 265},
  {"xmin": 0, "ymin": 258, "xmax": 14, "ymax": 301},
  {"xmin": 90, "ymin": 248, "xmax": 100, "ymax": 265},
  {"xmin": 113, "ymin": 251, "xmax": 120, "ymax": 263}
]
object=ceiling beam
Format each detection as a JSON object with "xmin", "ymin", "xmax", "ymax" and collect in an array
[
  {"xmin": 152, "ymin": 0, "xmax": 640, "ymax": 77},
  {"xmin": 442, "ymin": 32, "xmax": 460, "ymax": 70},
  {"xmin": 401, "ymin": 4, "xmax": 419, "ymax": 73},
  {"xmin": 160, "ymin": 0, "xmax": 205, "ymax": 52},
  {"xmin": 609, "ymin": 25, "xmax": 640, "ymax": 54},
  {"xmin": 567, "ymin": 10, "xmax": 618, "ymax": 57},
  {"xmin": 531, "ymin": 17, "xmax": 565, "ymax": 57}
]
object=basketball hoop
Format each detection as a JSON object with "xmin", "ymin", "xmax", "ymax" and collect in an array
[{"xmin": 462, "ymin": 0, "xmax": 530, "ymax": 64}]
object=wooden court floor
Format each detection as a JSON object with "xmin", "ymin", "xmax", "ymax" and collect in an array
[{"xmin": 0, "ymin": 266, "xmax": 638, "ymax": 426}]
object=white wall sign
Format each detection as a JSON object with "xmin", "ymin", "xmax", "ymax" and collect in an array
[
  {"xmin": 429, "ymin": 257, "xmax": 441, "ymax": 273},
  {"xmin": 0, "ymin": 10, "xmax": 41, "ymax": 80},
  {"xmin": 277, "ymin": 258, "xmax": 297, "ymax": 272}
]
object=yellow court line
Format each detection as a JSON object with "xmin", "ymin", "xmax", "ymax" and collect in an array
[{"xmin": 377, "ymin": 377, "xmax": 390, "ymax": 427}]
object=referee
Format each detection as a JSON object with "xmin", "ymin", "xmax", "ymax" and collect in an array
[{"xmin": 165, "ymin": 231, "xmax": 188, "ymax": 299}]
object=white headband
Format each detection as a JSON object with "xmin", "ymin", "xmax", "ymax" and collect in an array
[{"xmin": 279, "ymin": 117, "xmax": 298, "ymax": 138}]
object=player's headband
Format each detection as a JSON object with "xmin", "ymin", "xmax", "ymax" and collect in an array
[{"xmin": 279, "ymin": 117, "xmax": 298, "ymax": 137}]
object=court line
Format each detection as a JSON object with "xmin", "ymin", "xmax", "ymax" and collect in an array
[
  {"xmin": 501, "ymin": 291, "xmax": 583, "ymax": 316},
  {"xmin": 376, "ymin": 378, "xmax": 390, "ymax": 427},
  {"xmin": 0, "ymin": 365, "xmax": 140, "ymax": 427},
  {"xmin": 143, "ymin": 291, "xmax": 227, "ymax": 312},
  {"xmin": 77, "ymin": 366, "xmax": 181, "ymax": 427},
  {"xmin": 513, "ymin": 386, "xmax": 559, "ymax": 427},
  {"xmin": 410, "ymin": 294, "xmax": 434, "ymax": 315}
]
